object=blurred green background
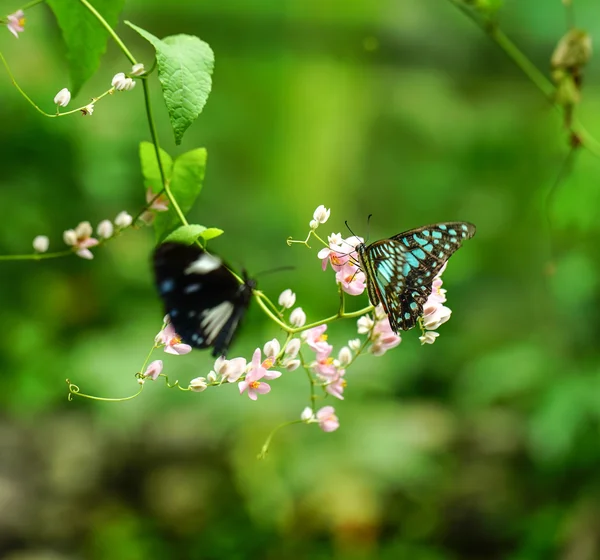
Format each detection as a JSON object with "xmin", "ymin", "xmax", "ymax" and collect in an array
[{"xmin": 2, "ymin": 0, "xmax": 600, "ymax": 558}]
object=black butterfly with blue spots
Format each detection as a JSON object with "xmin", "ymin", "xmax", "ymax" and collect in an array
[
  {"xmin": 356, "ymin": 222, "xmax": 476, "ymax": 333},
  {"xmin": 153, "ymin": 242, "xmax": 255, "ymax": 357}
]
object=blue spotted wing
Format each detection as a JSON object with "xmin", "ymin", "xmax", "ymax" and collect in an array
[
  {"xmin": 357, "ymin": 222, "xmax": 476, "ymax": 333},
  {"xmin": 153, "ymin": 242, "xmax": 255, "ymax": 357}
]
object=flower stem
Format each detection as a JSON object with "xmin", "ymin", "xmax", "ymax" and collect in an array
[
  {"xmin": 257, "ymin": 419, "xmax": 303, "ymax": 459},
  {"xmin": 66, "ymin": 379, "xmax": 144, "ymax": 402},
  {"xmin": 77, "ymin": 0, "xmax": 137, "ymax": 63}
]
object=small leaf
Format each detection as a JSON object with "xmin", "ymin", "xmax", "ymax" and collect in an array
[
  {"xmin": 199, "ymin": 228, "xmax": 224, "ymax": 242},
  {"xmin": 164, "ymin": 225, "xmax": 206, "ymax": 245},
  {"xmin": 47, "ymin": 0, "xmax": 125, "ymax": 96},
  {"xmin": 152, "ymin": 148, "xmax": 207, "ymax": 241},
  {"xmin": 139, "ymin": 141, "xmax": 173, "ymax": 195},
  {"xmin": 126, "ymin": 22, "xmax": 214, "ymax": 144}
]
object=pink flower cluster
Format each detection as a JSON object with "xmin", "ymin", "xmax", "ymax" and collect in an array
[
  {"xmin": 419, "ymin": 264, "xmax": 452, "ymax": 345},
  {"xmin": 301, "ymin": 405, "xmax": 340, "ymax": 432},
  {"xmin": 357, "ymin": 305, "xmax": 402, "ymax": 356},
  {"xmin": 303, "ymin": 324, "xmax": 348, "ymax": 400},
  {"xmin": 317, "ymin": 233, "xmax": 366, "ymax": 296}
]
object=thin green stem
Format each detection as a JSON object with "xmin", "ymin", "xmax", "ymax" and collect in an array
[
  {"xmin": 22, "ymin": 0, "xmax": 45, "ymax": 10},
  {"xmin": 139, "ymin": 79, "xmax": 189, "ymax": 226},
  {"xmin": 487, "ymin": 25, "xmax": 555, "ymax": 102},
  {"xmin": 254, "ymin": 291, "xmax": 289, "ymax": 330},
  {"xmin": 77, "ymin": 0, "xmax": 137, "ymax": 63},
  {"xmin": 257, "ymin": 419, "xmax": 303, "ymax": 459},
  {"xmin": 0, "ymin": 249, "xmax": 74, "ymax": 261},
  {"xmin": 67, "ymin": 379, "xmax": 144, "ymax": 402},
  {"xmin": 299, "ymin": 350, "xmax": 318, "ymax": 413},
  {"xmin": 447, "ymin": 0, "xmax": 600, "ymax": 160},
  {"xmin": 0, "ymin": 51, "xmax": 55, "ymax": 116},
  {"xmin": 288, "ymin": 305, "xmax": 374, "ymax": 335}
]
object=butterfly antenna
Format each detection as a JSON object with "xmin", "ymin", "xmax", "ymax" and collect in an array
[
  {"xmin": 254, "ymin": 265, "xmax": 295, "ymax": 278},
  {"xmin": 366, "ymin": 213, "xmax": 373, "ymax": 244},
  {"xmin": 344, "ymin": 220, "xmax": 359, "ymax": 239}
]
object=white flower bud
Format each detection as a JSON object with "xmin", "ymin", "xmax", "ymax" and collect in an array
[
  {"xmin": 207, "ymin": 371, "xmax": 217, "ymax": 383},
  {"xmin": 312, "ymin": 204, "xmax": 330, "ymax": 224},
  {"xmin": 189, "ymin": 377, "xmax": 208, "ymax": 392},
  {"xmin": 278, "ymin": 288, "xmax": 296, "ymax": 309},
  {"xmin": 300, "ymin": 407, "xmax": 314, "ymax": 422},
  {"xmin": 123, "ymin": 78, "xmax": 136, "ymax": 91},
  {"xmin": 357, "ymin": 316, "xmax": 374, "ymax": 334},
  {"xmin": 309, "ymin": 219, "xmax": 319, "ymax": 230},
  {"xmin": 81, "ymin": 103, "xmax": 94, "ymax": 116},
  {"xmin": 111, "ymin": 72, "xmax": 127, "ymax": 90},
  {"xmin": 290, "ymin": 307, "xmax": 306, "ymax": 328},
  {"xmin": 32, "ymin": 235, "xmax": 49, "ymax": 253},
  {"xmin": 263, "ymin": 338, "xmax": 281, "ymax": 359},
  {"xmin": 284, "ymin": 359, "xmax": 301, "ymax": 372},
  {"xmin": 75, "ymin": 221, "xmax": 93, "ymax": 238},
  {"xmin": 54, "ymin": 88, "xmax": 71, "ymax": 107},
  {"xmin": 97, "ymin": 219, "xmax": 114, "ymax": 239},
  {"xmin": 114, "ymin": 211, "xmax": 133, "ymax": 228},
  {"xmin": 337, "ymin": 347, "xmax": 352, "ymax": 366},
  {"xmin": 285, "ymin": 338, "xmax": 301, "ymax": 358},
  {"xmin": 348, "ymin": 338, "xmax": 361, "ymax": 352},
  {"xmin": 130, "ymin": 63, "xmax": 145, "ymax": 76},
  {"xmin": 419, "ymin": 331, "xmax": 440, "ymax": 345},
  {"xmin": 63, "ymin": 229, "xmax": 77, "ymax": 246}
]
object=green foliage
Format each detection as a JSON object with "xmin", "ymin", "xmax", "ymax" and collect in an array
[
  {"xmin": 46, "ymin": 0, "xmax": 126, "ymax": 96},
  {"xmin": 164, "ymin": 224, "xmax": 224, "ymax": 244},
  {"xmin": 3, "ymin": 0, "xmax": 600, "ymax": 559},
  {"xmin": 139, "ymin": 142, "xmax": 208, "ymax": 240},
  {"xmin": 127, "ymin": 22, "xmax": 214, "ymax": 144}
]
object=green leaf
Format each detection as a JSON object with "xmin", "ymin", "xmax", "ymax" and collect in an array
[
  {"xmin": 164, "ymin": 224, "xmax": 223, "ymax": 245},
  {"xmin": 199, "ymin": 228, "xmax": 224, "ymax": 243},
  {"xmin": 126, "ymin": 22, "xmax": 214, "ymax": 144},
  {"xmin": 152, "ymin": 148, "xmax": 207, "ymax": 241},
  {"xmin": 46, "ymin": 0, "xmax": 125, "ymax": 96},
  {"xmin": 139, "ymin": 141, "xmax": 173, "ymax": 195}
]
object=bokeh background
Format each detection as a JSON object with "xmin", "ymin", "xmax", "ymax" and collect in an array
[{"xmin": 2, "ymin": 0, "xmax": 600, "ymax": 558}]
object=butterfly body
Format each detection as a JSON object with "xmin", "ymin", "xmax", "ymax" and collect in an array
[
  {"xmin": 356, "ymin": 222, "xmax": 476, "ymax": 332},
  {"xmin": 153, "ymin": 242, "xmax": 255, "ymax": 357}
]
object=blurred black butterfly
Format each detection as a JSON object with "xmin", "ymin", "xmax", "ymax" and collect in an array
[
  {"xmin": 356, "ymin": 222, "xmax": 476, "ymax": 333},
  {"xmin": 153, "ymin": 242, "xmax": 255, "ymax": 357}
]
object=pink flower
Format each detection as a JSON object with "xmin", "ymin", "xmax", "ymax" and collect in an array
[
  {"xmin": 335, "ymin": 263, "xmax": 366, "ymax": 296},
  {"xmin": 428, "ymin": 276, "xmax": 447, "ymax": 305},
  {"xmin": 212, "ymin": 356, "xmax": 247, "ymax": 383},
  {"xmin": 63, "ymin": 221, "xmax": 99, "ymax": 260},
  {"xmin": 155, "ymin": 322, "xmax": 192, "ymax": 355},
  {"xmin": 146, "ymin": 187, "xmax": 169, "ymax": 212},
  {"xmin": 238, "ymin": 348, "xmax": 281, "ymax": 400},
  {"xmin": 325, "ymin": 370, "xmax": 346, "ymax": 400},
  {"xmin": 370, "ymin": 306, "xmax": 401, "ymax": 356},
  {"xmin": 302, "ymin": 324, "xmax": 332, "ymax": 358},
  {"xmin": 313, "ymin": 350, "xmax": 337, "ymax": 378},
  {"xmin": 317, "ymin": 233, "xmax": 350, "ymax": 271},
  {"xmin": 238, "ymin": 378, "xmax": 271, "ymax": 400},
  {"xmin": 421, "ymin": 303, "xmax": 452, "ymax": 330},
  {"xmin": 316, "ymin": 406, "xmax": 340, "ymax": 432},
  {"xmin": 246, "ymin": 348, "xmax": 281, "ymax": 382},
  {"xmin": 7, "ymin": 10, "xmax": 25, "ymax": 38},
  {"xmin": 142, "ymin": 360, "xmax": 163, "ymax": 380}
]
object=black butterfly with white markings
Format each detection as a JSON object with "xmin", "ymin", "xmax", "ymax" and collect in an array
[
  {"xmin": 355, "ymin": 222, "xmax": 476, "ymax": 333},
  {"xmin": 153, "ymin": 242, "xmax": 255, "ymax": 357}
]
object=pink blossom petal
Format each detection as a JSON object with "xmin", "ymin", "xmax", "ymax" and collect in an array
[
  {"xmin": 76, "ymin": 248, "xmax": 94, "ymax": 260},
  {"xmin": 143, "ymin": 360, "xmax": 163, "ymax": 380}
]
